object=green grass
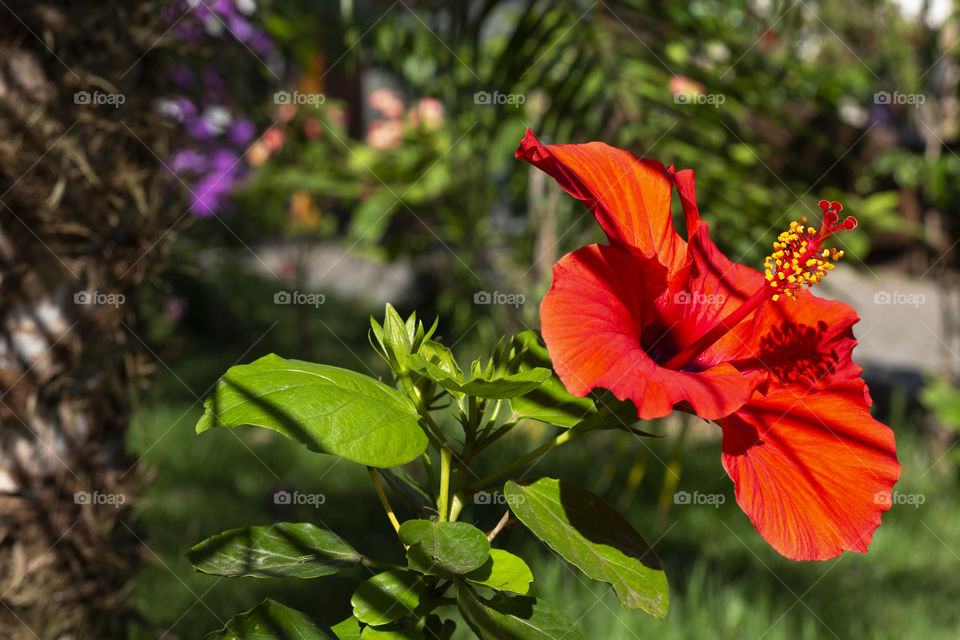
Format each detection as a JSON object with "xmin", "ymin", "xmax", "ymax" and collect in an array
[{"xmin": 125, "ymin": 287, "xmax": 960, "ymax": 639}]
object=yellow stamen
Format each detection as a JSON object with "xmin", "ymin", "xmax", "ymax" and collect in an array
[{"xmin": 763, "ymin": 202, "xmax": 857, "ymax": 302}]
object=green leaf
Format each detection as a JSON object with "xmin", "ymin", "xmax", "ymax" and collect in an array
[
  {"xmin": 203, "ymin": 599, "xmax": 333, "ymax": 639},
  {"xmin": 504, "ymin": 478, "xmax": 668, "ymax": 617},
  {"xmin": 575, "ymin": 393, "xmax": 661, "ymax": 437},
  {"xmin": 422, "ymin": 615, "xmax": 456, "ymax": 640},
  {"xmin": 398, "ymin": 520, "xmax": 490, "ymax": 575},
  {"xmin": 188, "ymin": 522, "xmax": 360, "ymax": 579},
  {"xmin": 920, "ymin": 377, "xmax": 960, "ymax": 433},
  {"xmin": 463, "ymin": 548, "xmax": 533, "ymax": 594},
  {"xmin": 331, "ymin": 616, "xmax": 363, "ymax": 640},
  {"xmin": 348, "ymin": 189, "xmax": 399, "ymax": 244},
  {"xmin": 370, "ymin": 317, "xmax": 388, "ymax": 362},
  {"xmin": 196, "ymin": 354, "xmax": 427, "ymax": 468},
  {"xmin": 404, "ymin": 311, "xmax": 418, "ymax": 343},
  {"xmin": 407, "ymin": 353, "xmax": 460, "ymax": 386},
  {"xmin": 456, "ymin": 583, "xmax": 584, "ymax": 640},
  {"xmin": 458, "ymin": 368, "xmax": 552, "ymax": 399},
  {"xmin": 507, "ymin": 332, "xmax": 597, "ymax": 426},
  {"xmin": 351, "ymin": 570, "xmax": 424, "ymax": 626},
  {"xmin": 377, "ymin": 468, "xmax": 433, "ymax": 511},
  {"xmin": 407, "ymin": 354, "xmax": 550, "ymax": 400},
  {"xmin": 413, "ymin": 316, "xmax": 439, "ymax": 351},
  {"xmin": 414, "ymin": 340, "xmax": 462, "ymax": 381},
  {"xmin": 382, "ymin": 304, "xmax": 413, "ymax": 371},
  {"xmin": 360, "ymin": 624, "xmax": 425, "ymax": 639}
]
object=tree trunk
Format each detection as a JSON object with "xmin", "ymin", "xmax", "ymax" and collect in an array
[{"xmin": 0, "ymin": 2, "xmax": 179, "ymax": 637}]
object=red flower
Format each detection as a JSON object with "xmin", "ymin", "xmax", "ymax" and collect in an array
[{"xmin": 516, "ymin": 129, "xmax": 900, "ymax": 561}]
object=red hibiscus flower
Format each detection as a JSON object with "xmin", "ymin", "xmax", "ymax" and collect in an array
[{"xmin": 516, "ymin": 129, "xmax": 900, "ymax": 561}]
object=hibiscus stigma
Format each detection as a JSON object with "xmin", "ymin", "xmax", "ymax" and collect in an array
[{"xmin": 764, "ymin": 200, "xmax": 857, "ymax": 301}]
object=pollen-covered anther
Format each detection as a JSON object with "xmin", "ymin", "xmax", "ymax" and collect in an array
[{"xmin": 763, "ymin": 201, "xmax": 856, "ymax": 301}]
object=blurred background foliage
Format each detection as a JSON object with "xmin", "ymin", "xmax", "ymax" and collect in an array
[
  {"xmin": 174, "ymin": 0, "xmax": 960, "ymax": 338},
  {"xmin": 125, "ymin": 0, "xmax": 960, "ymax": 638}
]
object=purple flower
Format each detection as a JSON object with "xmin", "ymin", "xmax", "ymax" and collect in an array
[
  {"xmin": 161, "ymin": 0, "xmax": 274, "ymax": 218},
  {"xmin": 868, "ymin": 103, "xmax": 893, "ymax": 127},
  {"xmin": 190, "ymin": 172, "xmax": 232, "ymax": 217},
  {"xmin": 184, "ymin": 115, "xmax": 215, "ymax": 140},
  {"xmin": 201, "ymin": 67, "xmax": 227, "ymax": 97},
  {"xmin": 249, "ymin": 31, "xmax": 274, "ymax": 56},
  {"xmin": 163, "ymin": 296, "xmax": 188, "ymax": 321},
  {"xmin": 209, "ymin": 148, "xmax": 240, "ymax": 173},
  {"xmin": 227, "ymin": 119, "xmax": 256, "ymax": 145},
  {"xmin": 185, "ymin": 148, "xmax": 246, "ymax": 216},
  {"xmin": 226, "ymin": 14, "xmax": 254, "ymax": 43},
  {"xmin": 209, "ymin": 0, "xmax": 238, "ymax": 17},
  {"xmin": 168, "ymin": 63, "xmax": 195, "ymax": 89},
  {"xmin": 169, "ymin": 149, "xmax": 208, "ymax": 175},
  {"xmin": 174, "ymin": 21, "xmax": 205, "ymax": 42},
  {"xmin": 172, "ymin": 97, "xmax": 198, "ymax": 121}
]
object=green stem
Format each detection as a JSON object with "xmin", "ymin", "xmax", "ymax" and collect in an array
[
  {"xmin": 360, "ymin": 556, "xmax": 407, "ymax": 572},
  {"xmin": 400, "ymin": 372, "xmax": 449, "ymax": 448},
  {"xmin": 465, "ymin": 425, "xmax": 592, "ymax": 492},
  {"xmin": 368, "ymin": 467, "xmax": 401, "ymax": 534},
  {"xmin": 448, "ymin": 492, "xmax": 466, "ymax": 522},
  {"xmin": 476, "ymin": 418, "xmax": 517, "ymax": 450},
  {"xmin": 476, "ymin": 399, "xmax": 503, "ymax": 440},
  {"xmin": 438, "ymin": 446, "xmax": 452, "ymax": 522},
  {"xmin": 467, "ymin": 396, "xmax": 480, "ymax": 440},
  {"xmin": 418, "ymin": 404, "xmax": 448, "ymax": 449}
]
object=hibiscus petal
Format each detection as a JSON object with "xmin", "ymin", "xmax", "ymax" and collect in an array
[
  {"xmin": 718, "ymin": 290, "xmax": 862, "ymax": 390},
  {"xmin": 667, "ymin": 165, "xmax": 701, "ymax": 239},
  {"xmin": 720, "ymin": 381, "xmax": 901, "ymax": 561},
  {"xmin": 650, "ymin": 223, "xmax": 764, "ymax": 363},
  {"xmin": 685, "ymin": 222, "xmax": 863, "ymax": 388},
  {"xmin": 665, "ymin": 226, "xmax": 862, "ymax": 391},
  {"xmin": 541, "ymin": 243, "xmax": 762, "ymax": 421},
  {"xmin": 516, "ymin": 129, "xmax": 686, "ymax": 272}
]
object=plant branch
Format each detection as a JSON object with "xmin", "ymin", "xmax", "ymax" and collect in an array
[
  {"xmin": 465, "ymin": 424, "xmax": 593, "ymax": 492},
  {"xmin": 476, "ymin": 418, "xmax": 517, "ymax": 450},
  {"xmin": 486, "ymin": 510, "xmax": 515, "ymax": 542},
  {"xmin": 368, "ymin": 467, "xmax": 402, "ymax": 535},
  {"xmin": 438, "ymin": 446, "xmax": 452, "ymax": 522},
  {"xmin": 360, "ymin": 556, "xmax": 408, "ymax": 572}
]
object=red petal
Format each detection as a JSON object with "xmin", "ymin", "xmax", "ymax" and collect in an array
[
  {"xmin": 667, "ymin": 166, "xmax": 701, "ymax": 239},
  {"xmin": 715, "ymin": 290, "xmax": 863, "ymax": 389},
  {"xmin": 541, "ymin": 243, "xmax": 762, "ymax": 421},
  {"xmin": 671, "ymin": 227, "xmax": 863, "ymax": 391},
  {"xmin": 720, "ymin": 381, "xmax": 901, "ymax": 560},
  {"xmin": 651, "ymin": 225, "xmax": 765, "ymax": 364},
  {"xmin": 516, "ymin": 129, "xmax": 686, "ymax": 272},
  {"xmin": 686, "ymin": 224, "xmax": 863, "ymax": 388}
]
